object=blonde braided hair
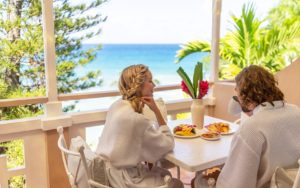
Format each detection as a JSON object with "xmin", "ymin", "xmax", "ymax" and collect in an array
[{"xmin": 119, "ymin": 64, "xmax": 149, "ymax": 113}]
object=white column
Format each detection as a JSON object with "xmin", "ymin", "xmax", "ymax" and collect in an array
[
  {"xmin": 209, "ymin": 0, "xmax": 222, "ymax": 100},
  {"xmin": 210, "ymin": 0, "xmax": 222, "ymax": 83},
  {"xmin": 42, "ymin": 0, "xmax": 62, "ymax": 117}
]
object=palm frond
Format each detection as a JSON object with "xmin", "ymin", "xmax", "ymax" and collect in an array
[
  {"xmin": 258, "ymin": 21, "xmax": 300, "ymax": 71},
  {"xmin": 175, "ymin": 41, "xmax": 211, "ymax": 63}
]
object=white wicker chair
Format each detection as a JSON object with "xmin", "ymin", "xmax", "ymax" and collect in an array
[
  {"xmin": 293, "ymin": 159, "xmax": 300, "ymax": 188},
  {"xmin": 57, "ymin": 126, "xmax": 111, "ymax": 188},
  {"xmin": 58, "ymin": 126, "xmax": 172, "ymax": 188},
  {"xmin": 57, "ymin": 126, "xmax": 81, "ymax": 188},
  {"xmin": 78, "ymin": 146, "xmax": 111, "ymax": 188},
  {"xmin": 270, "ymin": 159, "xmax": 300, "ymax": 188},
  {"xmin": 78, "ymin": 145, "xmax": 172, "ymax": 188}
]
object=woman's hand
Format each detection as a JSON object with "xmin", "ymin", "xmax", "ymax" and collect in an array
[
  {"xmin": 141, "ymin": 96, "xmax": 158, "ymax": 112},
  {"xmin": 141, "ymin": 97, "xmax": 166, "ymax": 126}
]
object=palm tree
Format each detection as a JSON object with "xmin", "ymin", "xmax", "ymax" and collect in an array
[{"xmin": 176, "ymin": 3, "xmax": 300, "ymax": 80}]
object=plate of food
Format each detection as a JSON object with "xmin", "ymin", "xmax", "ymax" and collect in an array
[
  {"xmin": 173, "ymin": 124, "xmax": 201, "ymax": 138},
  {"xmin": 200, "ymin": 131, "xmax": 221, "ymax": 141},
  {"xmin": 205, "ymin": 122, "xmax": 234, "ymax": 135}
]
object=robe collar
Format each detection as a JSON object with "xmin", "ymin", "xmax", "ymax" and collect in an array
[{"xmin": 253, "ymin": 100, "xmax": 285, "ymax": 115}]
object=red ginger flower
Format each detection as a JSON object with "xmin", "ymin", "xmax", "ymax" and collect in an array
[
  {"xmin": 181, "ymin": 81, "xmax": 193, "ymax": 98},
  {"xmin": 198, "ymin": 80, "xmax": 209, "ymax": 99}
]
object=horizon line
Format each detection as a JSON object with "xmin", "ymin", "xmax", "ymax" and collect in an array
[{"xmin": 82, "ymin": 42, "xmax": 185, "ymax": 45}]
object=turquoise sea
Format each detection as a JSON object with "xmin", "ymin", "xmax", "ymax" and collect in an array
[
  {"xmin": 67, "ymin": 44, "xmax": 208, "ymax": 111},
  {"xmin": 78, "ymin": 44, "xmax": 207, "ymax": 89}
]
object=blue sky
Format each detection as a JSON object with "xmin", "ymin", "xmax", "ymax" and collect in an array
[{"xmin": 84, "ymin": 0, "xmax": 280, "ymax": 44}]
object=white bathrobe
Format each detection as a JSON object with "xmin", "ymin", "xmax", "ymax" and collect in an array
[
  {"xmin": 217, "ymin": 101, "xmax": 300, "ymax": 188},
  {"xmin": 96, "ymin": 99, "xmax": 174, "ymax": 188}
]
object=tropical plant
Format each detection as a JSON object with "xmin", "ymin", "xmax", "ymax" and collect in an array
[
  {"xmin": 267, "ymin": 0, "xmax": 300, "ymax": 64},
  {"xmin": 177, "ymin": 62, "xmax": 209, "ymax": 99},
  {"xmin": 268, "ymin": 0, "xmax": 300, "ymax": 27},
  {"xmin": 175, "ymin": 3, "xmax": 300, "ymax": 80}
]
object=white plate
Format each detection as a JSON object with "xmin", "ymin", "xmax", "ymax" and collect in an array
[
  {"xmin": 205, "ymin": 124, "xmax": 236, "ymax": 135},
  {"xmin": 173, "ymin": 129, "xmax": 201, "ymax": 139},
  {"xmin": 200, "ymin": 132, "xmax": 221, "ymax": 141},
  {"xmin": 219, "ymin": 128, "xmax": 235, "ymax": 135}
]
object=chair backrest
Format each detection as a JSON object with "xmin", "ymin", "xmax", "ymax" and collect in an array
[
  {"xmin": 78, "ymin": 144, "xmax": 172, "ymax": 188},
  {"xmin": 270, "ymin": 159, "xmax": 300, "ymax": 188},
  {"xmin": 58, "ymin": 125, "xmax": 172, "ymax": 188},
  {"xmin": 78, "ymin": 146, "xmax": 111, "ymax": 188},
  {"xmin": 157, "ymin": 176, "xmax": 172, "ymax": 188},
  {"xmin": 57, "ymin": 126, "xmax": 111, "ymax": 188},
  {"xmin": 57, "ymin": 126, "xmax": 81, "ymax": 188},
  {"xmin": 292, "ymin": 159, "xmax": 300, "ymax": 188}
]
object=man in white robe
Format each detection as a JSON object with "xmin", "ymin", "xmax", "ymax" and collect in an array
[
  {"xmin": 216, "ymin": 65, "xmax": 300, "ymax": 188},
  {"xmin": 217, "ymin": 101, "xmax": 300, "ymax": 188}
]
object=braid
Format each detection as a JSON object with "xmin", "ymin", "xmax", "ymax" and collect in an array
[{"xmin": 119, "ymin": 64, "xmax": 149, "ymax": 113}]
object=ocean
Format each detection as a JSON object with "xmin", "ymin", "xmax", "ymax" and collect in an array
[{"xmin": 66, "ymin": 44, "xmax": 208, "ymax": 111}]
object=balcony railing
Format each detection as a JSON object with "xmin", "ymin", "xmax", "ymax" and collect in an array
[{"xmin": 0, "ymin": 83, "xmax": 216, "ymax": 188}]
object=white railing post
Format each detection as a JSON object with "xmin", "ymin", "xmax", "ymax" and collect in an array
[
  {"xmin": 24, "ymin": 132, "xmax": 49, "ymax": 187},
  {"xmin": 41, "ymin": 0, "xmax": 62, "ymax": 117},
  {"xmin": 0, "ymin": 155, "xmax": 9, "ymax": 188}
]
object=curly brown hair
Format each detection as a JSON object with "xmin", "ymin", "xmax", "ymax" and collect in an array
[{"xmin": 235, "ymin": 65, "xmax": 284, "ymax": 108}]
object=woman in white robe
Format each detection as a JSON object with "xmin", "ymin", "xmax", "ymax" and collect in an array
[
  {"xmin": 216, "ymin": 65, "xmax": 300, "ymax": 188},
  {"xmin": 96, "ymin": 64, "xmax": 183, "ymax": 188}
]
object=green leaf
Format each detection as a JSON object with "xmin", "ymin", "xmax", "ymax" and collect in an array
[
  {"xmin": 176, "ymin": 2, "xmax": 300, "ymax": 80},
  {"xmin": 175, "ymin": 41, "xmax": 211, "ymax": 63},
  {"xmin": 177, "ymin": 67, "xmax": 195, "ymax": 98},
  {"xmin": 193, "ymin": 62, "xmax": 203, "ymax": 98}
]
